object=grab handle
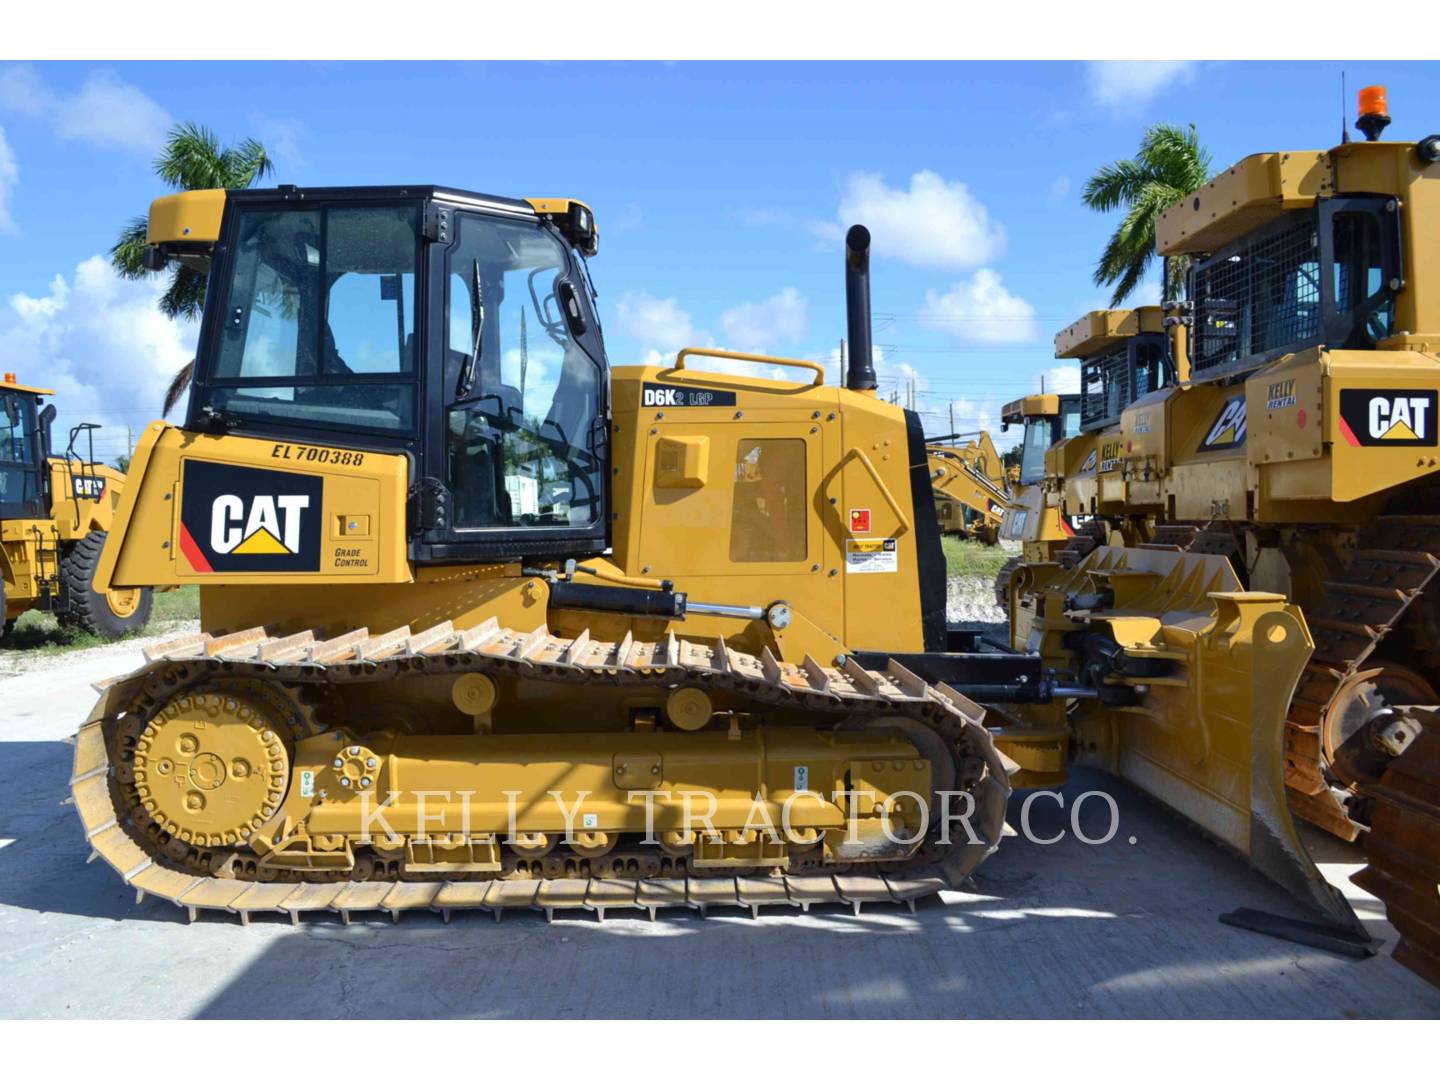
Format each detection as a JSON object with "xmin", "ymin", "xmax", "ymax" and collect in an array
[{"xmin": 673, "ymin": 347, "xmax": 825, "ymax": 387}]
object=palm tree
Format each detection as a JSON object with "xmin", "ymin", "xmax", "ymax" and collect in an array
[
  {"xmin": 110, "ymin": 122, "xmax": 274, "ymax": 414},
  {"xmin": 1082, "ymin": 123, "xmax": 1212, "ymax": 306}
]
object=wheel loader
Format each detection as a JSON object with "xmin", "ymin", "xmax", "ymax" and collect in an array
[
  {"xmin": 69, "ymin": 183, "xmax": 1353, "ymax": 934},
  {"xmin": 927, "ymin": 430, "xmax": 1010, "ymax": 545},
  {"xmin": 1003, "ymin": 87, "xmax": 1440, "ymax": 982},
  {"xmin": 1, "ymin": 375, "xmax": 153, "ymax": 641}
]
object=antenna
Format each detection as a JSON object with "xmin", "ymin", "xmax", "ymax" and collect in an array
[{"xmin": 1341, "ymin": 70, "xmax": 1350, "ymax": 144}]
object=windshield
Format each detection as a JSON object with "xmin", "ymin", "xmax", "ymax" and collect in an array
[
  {"xmin": 1, "ymin": 390, "xmax": 37, "ymax": 465},
  {"xmin": 444, "ymin": 213, "xmax": 603, "ymax": 530},
  {"xmin": 204, "ymin": 203, "xmax": 420, "ymax": 433},
  {"xmin": 1019, "ymin": 417, "xmax": 1052, "ymax": 485}
]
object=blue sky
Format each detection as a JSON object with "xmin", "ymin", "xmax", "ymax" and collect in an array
[{"xmin": 1, "ymin": 60, "xmax": 1434, "ymax": 459}]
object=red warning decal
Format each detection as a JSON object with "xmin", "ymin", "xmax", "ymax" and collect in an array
[{"xmin": 849, "ymin": 508, "xmax": 871, "ymax": 533}]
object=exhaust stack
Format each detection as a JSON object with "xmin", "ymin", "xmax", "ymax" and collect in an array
[{"xmin": 844, "ymin": 224, "xmax": 877, "ymax": 392}]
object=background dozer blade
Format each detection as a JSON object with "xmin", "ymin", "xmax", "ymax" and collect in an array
[{"xmin": 1067, "ymin": 549, "xmax": 1364, "ymax": 936}]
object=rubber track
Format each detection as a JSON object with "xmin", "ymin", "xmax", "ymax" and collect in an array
[
  {"xmin": 70, "ymin": 618, "xmax": 1013, "ymax": 925},
  {"xmin": 1353, "ymin": 705, "xmax": 1440, "ymax": 988},
  {"xmin": 1284, "ymin": 515, "xmax": 1440, "ymax": 839}
]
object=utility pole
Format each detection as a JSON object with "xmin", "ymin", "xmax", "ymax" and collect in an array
[
  {"xmin": 839, "ymin": 339, "xmax": 846, "ymax": 384},
  {"xmin": 519, "ymin": 307, "xmax": 528, "ymax": 401},
  {"xmin": 948, "ymin": 401, "xmax": 954, "ymax": 433},
  {"xmin": 126, "ymin": 425, "xmax": 133, "ymax": 458}
]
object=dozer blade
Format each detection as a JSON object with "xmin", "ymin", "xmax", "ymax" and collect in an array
[{"xmin": 1054, "ymin": 546, "xmax": 1363, "ymax": 935}]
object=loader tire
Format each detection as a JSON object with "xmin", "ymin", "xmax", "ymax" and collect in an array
[{"xmin": 58, "ymin": 531, "xmax": 152, "ymax": 642}]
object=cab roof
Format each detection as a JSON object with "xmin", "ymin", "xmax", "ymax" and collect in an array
[{"xmin": 2, "ymin": 374, "xmax": 53, "ymax": 395}]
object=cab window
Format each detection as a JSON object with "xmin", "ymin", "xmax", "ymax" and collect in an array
[{"xmin": 207, "ymin": 204, "xmax": 419, "ymax": 433}]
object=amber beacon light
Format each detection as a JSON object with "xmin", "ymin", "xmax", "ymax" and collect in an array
[{"xmin": 1356, "ymin": 84, "xmax": 1391, "ymax": 141}]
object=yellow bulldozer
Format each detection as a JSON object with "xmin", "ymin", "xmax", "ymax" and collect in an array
[
  {"xmin": 1002, "ymin": 87, "xmax": 1440, "ymax": 982},
  {"xmin": 1, "ymin": 374, "xmax": 153, "ymax": 641},
  {"xmin": 991, "ymin": 391, "xmax": 1079, "ymax": 605},
  {"xmin": 1043, "ymin": 305, "xmax": 1184, "ymax": 566},
  {"xmin": 68, "ymin": 179, "xmax": 1368, "ymax": 946},
  {"xmin": 926, "ymin": 430, "xmax": 1010, "ymax": 545}
]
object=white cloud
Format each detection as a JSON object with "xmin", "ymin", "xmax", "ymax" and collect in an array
[
  {"xmin": 1086, "ymin": 62, "xmax": 1198, "ymax": 112},
  {"xmin": 0, "ymin": 65, "xmax": 170, "ymax": 155},
  {"xmin": 1037, "ymin": 364, "xmax": 1081, "ymax": 394},
  {"xmin": 920, "ymin": 269, "xmax": 1039, "ymax": 344},
  {"xmin": 614, "ymin": 289, "xmax": 813, "ymax": 382},
  {"xmin": 0, "ymin": 66, "xmax": 50, "ymax": 119},
  {"xmin": 250, "ymin": 112, "xmax": 304, "ymax": 172},
  {"xmin": 1, "ymin": 256, "xmax": 198, "ymax": 462},
  {"xmin": 0, "ymin": 125, "xmax": 17, "ymax": 233},
  {"xmin": 614, "ymin": 291, "xmax": 697, "ymax": 360},
  {"xmin": 717, "ymin": 287, "xmax": 808, "ymax": 354},
  {"xmin": 819, "ymin": 170, "xmax": 1005, "ymax": 269},
  {"xmin": 939, "ymin": 394, "xmax": 1001, "ymax": 439}
]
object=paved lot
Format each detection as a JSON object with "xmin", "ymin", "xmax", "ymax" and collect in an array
[{"xmin": 3, "ymin": 641, "xmax": 1438, "ymax": 1019}]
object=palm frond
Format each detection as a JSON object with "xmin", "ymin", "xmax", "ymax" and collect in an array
[
  {"xmin": 154, "ymin": 122, "xmax": 226, "ymax": 190},
  {"xmin": 1085, "ymin": 121, "xmax": 1214, "ymax": 305},
  {"xmin": 159, "ymin": 266, "xmax": 207, "ymax": 321},
  {"xmin": 162, "ymin": 360, "xmax": 194, "ymax": 417},
  {"xmin": 228, "ymin": 138, "xmax": 275, "ymax": 188},
  {"xmin": 110, "ymin": 216, "xmax": 151, "ymax": 279}
]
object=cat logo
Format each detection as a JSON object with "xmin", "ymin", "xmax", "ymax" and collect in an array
[
  {"xmin": 211, "ymin": 494, "xmax": 310, "ymax": 555},
  {"xmin": 71, "ymin": 475, "xmax": 106, "ymax": 501},
  {"xmin": 1080, "ymin": 448, "xmax": 1097, "ymax": 474},
  {"xmin": 1338, "ymin": 389, "xmax": 1437, "ymax": 447},
  {"xmin": 178, "ymin": 460, "xmax": 323, "ymax": 573},
  {"xmin": 1198, "ymin": 395, "xmax": 1247, "ymax": 452}
]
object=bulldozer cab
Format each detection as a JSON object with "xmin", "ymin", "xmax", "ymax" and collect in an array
[
  {"xmin": 1157, "ymin": 135, "xmax": 1431, "ymax": 385},
  {"xmin": 1055, "ymin": 307, "xmax": 1173, "ymax": 433},
  {"xmin": 0, "ymin": 377, "xmax": 52, "ymax": 521},
  {"xmin": 1002, "ymin": 392, "xmax": 1079, "ymax": 486},
  {"xmin": 177, "ymin": 186, "xmax": 609, "ymax": 564}
]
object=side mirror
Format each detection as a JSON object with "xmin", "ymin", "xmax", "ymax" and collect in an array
[
  {"xmin": 1, "ymin": 394, "xmax": 18, "ymax": 428},
  {"xmin": 558, "ymin": 280, "xmax": 588, "ymax": 337}
]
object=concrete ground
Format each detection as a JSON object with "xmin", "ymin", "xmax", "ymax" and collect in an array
[{"xmin": 3, "ymin": 638, "xmax": 1439, "ymax": 1019}]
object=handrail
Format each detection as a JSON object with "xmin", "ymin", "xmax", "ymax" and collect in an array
[
  {"xmin": 673, "ymin": 347, "xmax": 825, "ymax": 387},
  {"xmin": 842, "ymin": 448, "xmax": 911, "ymax": 535}
]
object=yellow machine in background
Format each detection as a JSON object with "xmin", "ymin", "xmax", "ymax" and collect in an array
[
  {"xmin": 992, "ymin": 391, "xmax": 1079, "ymax": 605},
  {"xmin": 1000, "ymin": 88, "xmax": 1440, "ymax": 983},
  {"xmin": 1, "ymin": 374, "xmax": 152, "ymax": 640},
  {"xmin": 1044, "ymin": 305, "xmax": 1186, "ymax": 564},
  {"xmin": 927, "ymin": 430, "xmax": 1011, "ymax": 545},
  {"xmin": 68, "ymin": 182, "xmax": 1353, "ymax": 941}
]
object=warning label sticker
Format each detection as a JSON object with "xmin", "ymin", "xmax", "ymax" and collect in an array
[{"xmin": 846, "ymin": 537, "xmax": 898, "ymax": 574}]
